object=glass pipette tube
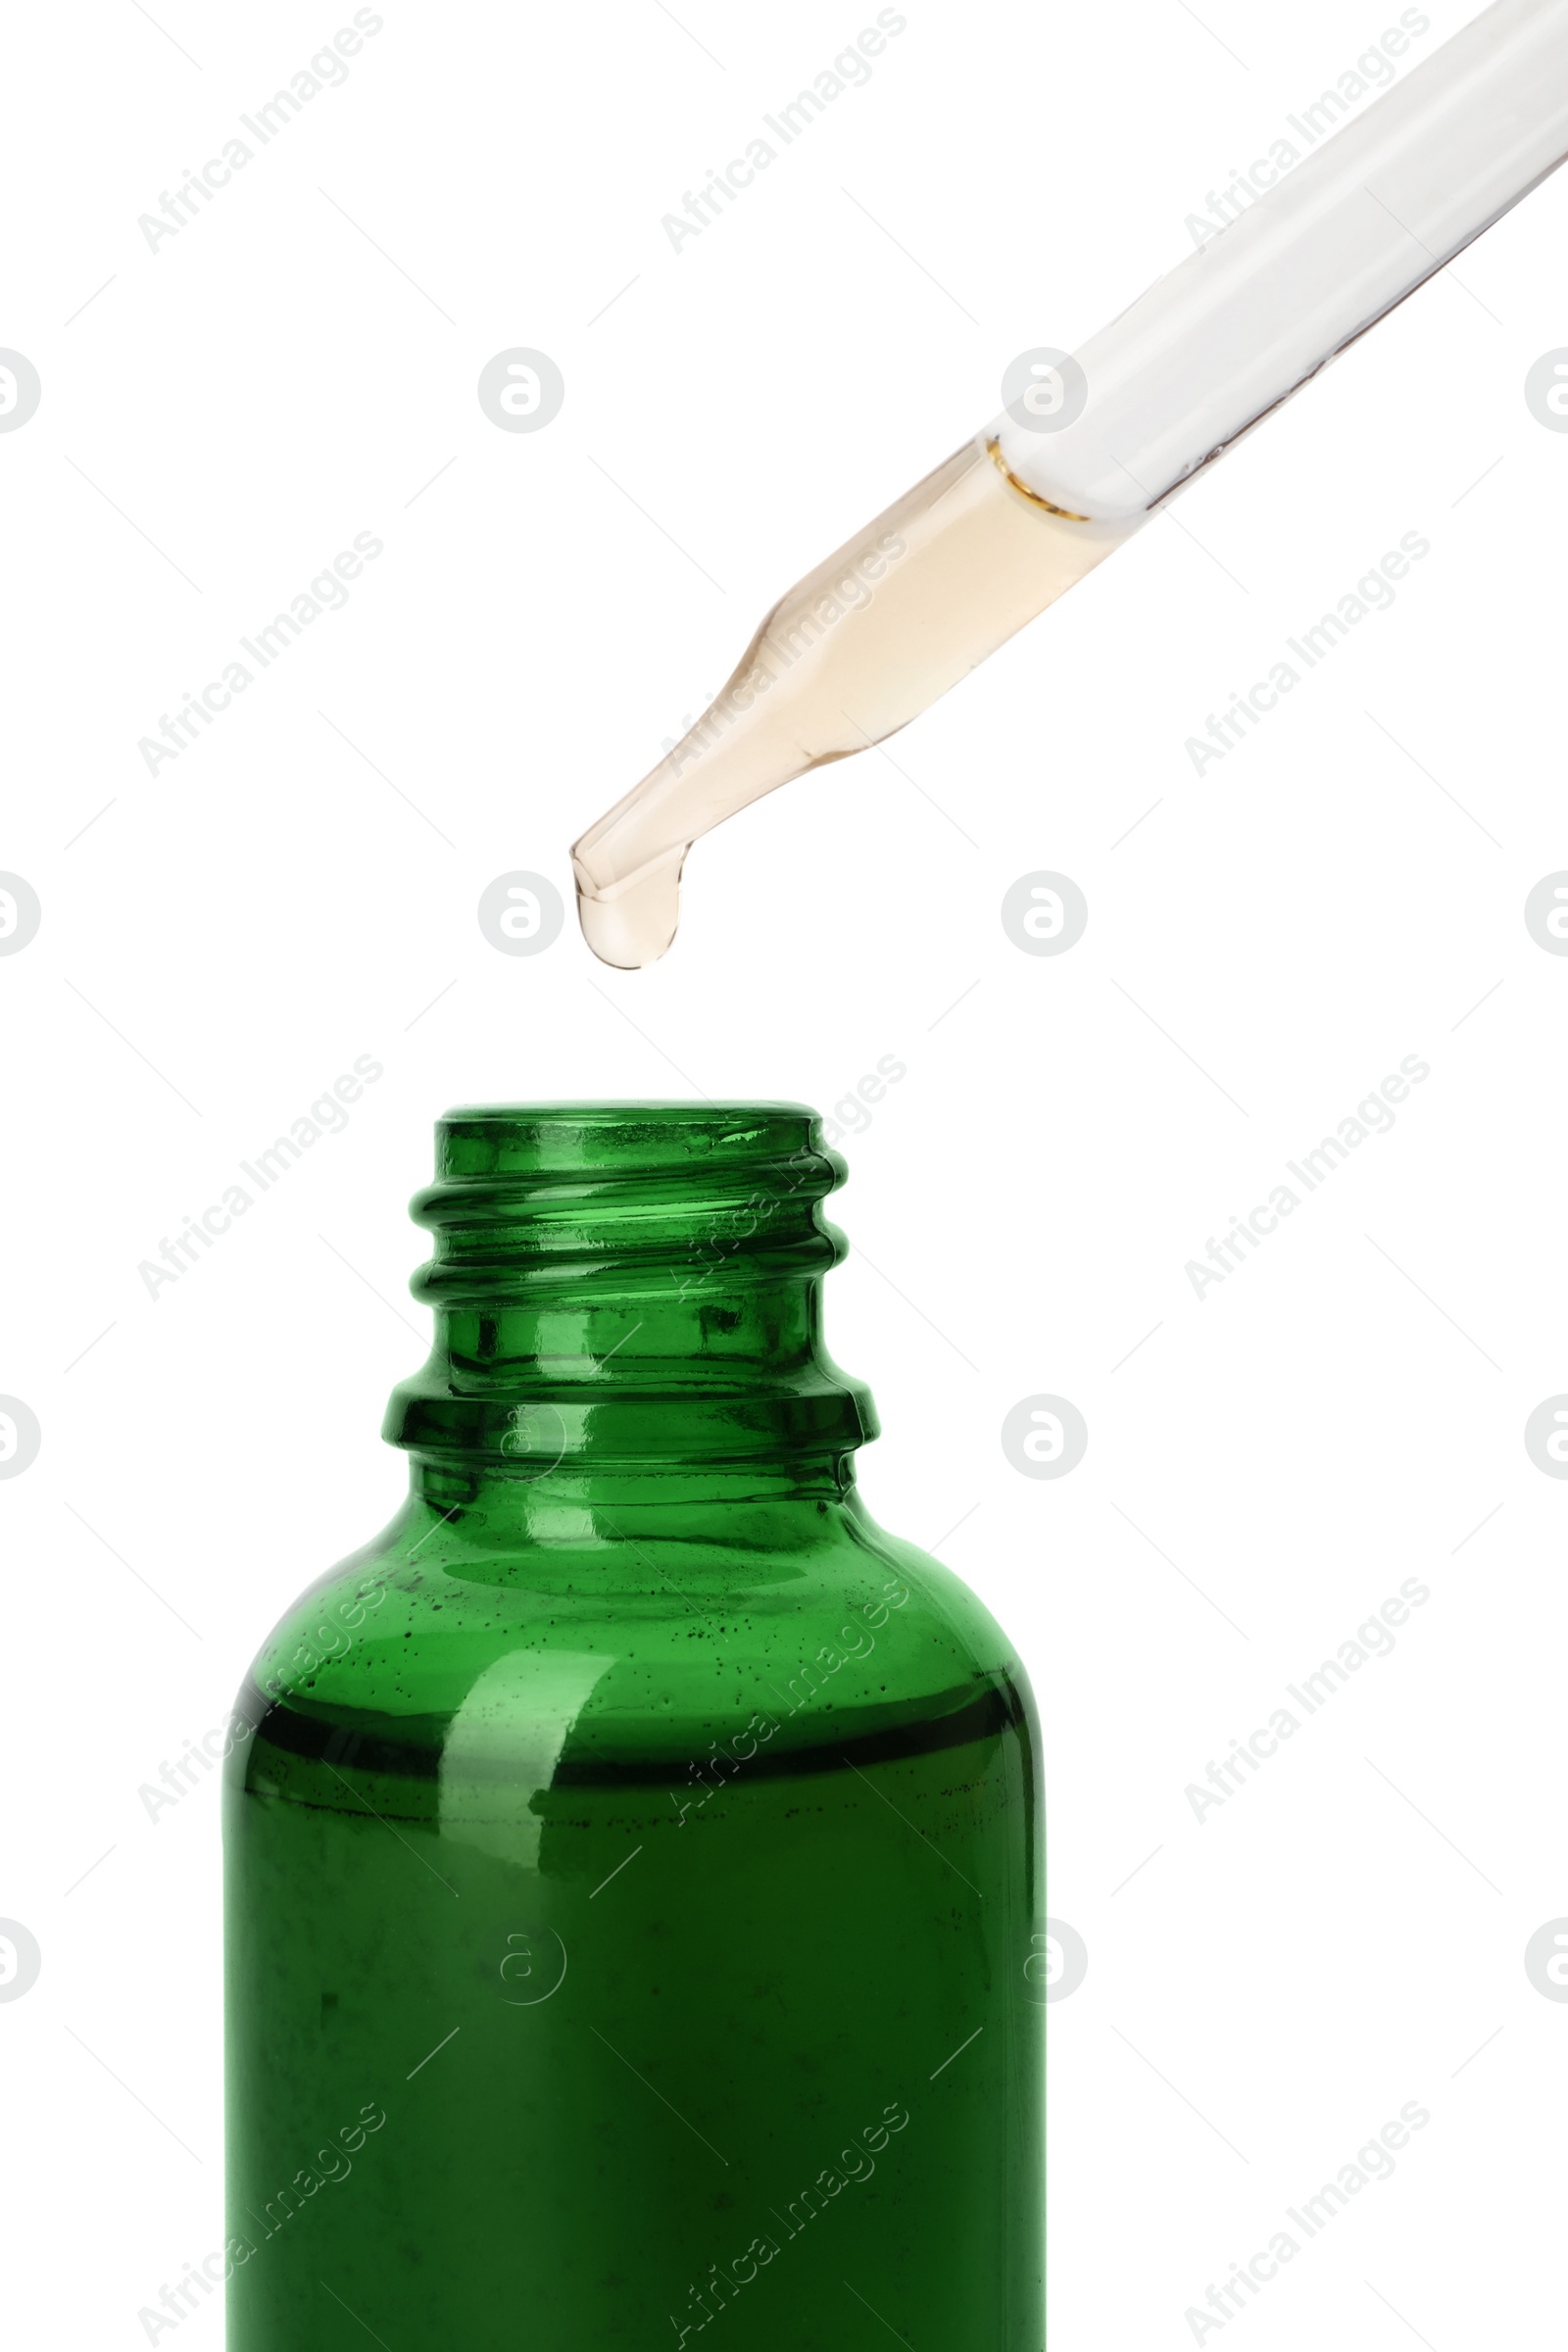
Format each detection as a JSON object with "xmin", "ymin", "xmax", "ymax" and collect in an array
[{"xmin": 573, "ymin": 0, "xmax": 1568, "ymax": 966}]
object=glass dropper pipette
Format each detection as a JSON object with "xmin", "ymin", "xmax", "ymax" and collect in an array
[{"xmin": 572, "ymin": 0, "xmax": 1568, "ymax": 967}]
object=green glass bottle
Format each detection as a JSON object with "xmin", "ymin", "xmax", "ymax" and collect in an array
[{"xmin": 224, "ymin": 1103, "xmax": 1044, "ymax": 2349}]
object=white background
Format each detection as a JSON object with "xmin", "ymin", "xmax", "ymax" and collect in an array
[{"xmin": 2, "ymin": 0, "xmax": 1565, "ymax": 2342}]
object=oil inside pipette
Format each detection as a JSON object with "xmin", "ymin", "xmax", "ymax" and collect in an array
[{"xmin": 570, "ymin": 435, "xmax": 1141, "ymax": 968}]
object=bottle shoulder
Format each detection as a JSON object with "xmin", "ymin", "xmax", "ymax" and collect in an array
[{"xmin": 234, "ymin": 1491, "xmax": 1034, "ymax": 1787}]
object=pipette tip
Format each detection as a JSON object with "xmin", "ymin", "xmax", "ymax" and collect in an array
[{"xmin": 572, "ymin": 844, "xmax": 686, "ymax": 970}]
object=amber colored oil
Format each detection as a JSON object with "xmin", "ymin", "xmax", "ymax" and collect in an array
[{"xmin": 571, "ymin": 437, "xmax": 1139, "ymax": 967}]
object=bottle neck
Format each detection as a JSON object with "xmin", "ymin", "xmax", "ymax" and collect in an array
[
  {"xmin": 407, "ymin": 1450, "xmax": 859, "ymax": 1521},
  {"xmin": 382, "ymin": 1105, "xmax": 878, "ymax": 1483}
]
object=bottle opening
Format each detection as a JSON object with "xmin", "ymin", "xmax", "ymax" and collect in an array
[{"xmin": 383, "ymin": 1103, "xmax": 878, "ymax": 1471}]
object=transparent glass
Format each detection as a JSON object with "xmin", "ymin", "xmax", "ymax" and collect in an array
[
  {"xmin": 994, "ymin": 0, "xmax": 1568, "ymax": 521},
  {"xmin": 572, "ymin": 0, "xmax": 1568, "ymax": 965},
  {"xmin": 570, "ymin": 443, "xmax": 1132, "ymax": 967},
  {"xmin": 224, "ymin": 1105, "xmax": 1045, "ymax": 2351}
]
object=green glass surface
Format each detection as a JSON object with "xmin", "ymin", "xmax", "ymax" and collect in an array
[{"xmin": 224, "ymin": 1104, "xmax": 1045, "ymax": 2348}]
